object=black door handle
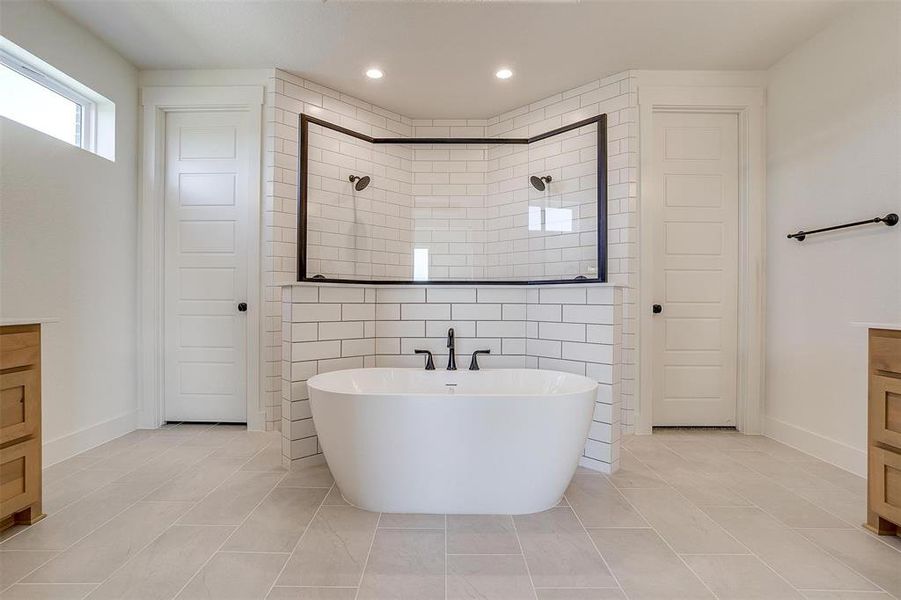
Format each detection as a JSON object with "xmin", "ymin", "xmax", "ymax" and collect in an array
[
  {"xmin": 652, "ymin": 304, "xmax": 663, "ymax": 314},
  {"xmin": 238, "ymin": 302, "xmax": 248, "ymax": 312}
]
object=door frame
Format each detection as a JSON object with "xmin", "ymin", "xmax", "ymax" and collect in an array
[
  {"xmin": 637, "ymin": 85, "xmax": 765, "ymax": 435},
  {"xmin": 138, "ymin": 86, "xmax": 263, "ymax": 429}
]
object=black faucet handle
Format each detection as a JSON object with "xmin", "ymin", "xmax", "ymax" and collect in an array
[
  {"xmin": 469, "ymin": 349, "xmax": 491, "ymax": 371},
  {"xmin": 414, "ymin": 349, "xmax": 435, "ymax": 370}
]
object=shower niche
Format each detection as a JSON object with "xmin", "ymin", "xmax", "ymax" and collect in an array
[{"xmin": 297, "ymin": 113, "xmax": 607, "ymax": 284}]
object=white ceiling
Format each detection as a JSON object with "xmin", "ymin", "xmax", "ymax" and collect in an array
[{"xmin": 51, "ymin": 0, "xmax": 851, "ymax": 119}]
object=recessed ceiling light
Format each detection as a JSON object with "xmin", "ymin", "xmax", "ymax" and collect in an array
[
  {"xmin": 495, "ymin": 68, "xmax": 513, "ymax": 80},
  {"xmin": 366, "ymin": 68, "xmax": 384, "ymax": 79}
]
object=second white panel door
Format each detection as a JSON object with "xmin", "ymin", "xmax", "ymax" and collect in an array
[
  {"xmin": 651, "ymin": 111, "xmax": 739, "ymax": 426},
  {"xmin": 164, "ymin": 110, "xmax": 251, "ymax": 423}
]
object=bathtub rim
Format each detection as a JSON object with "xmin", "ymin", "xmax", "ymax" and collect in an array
[{"xmin": 306, "ymin": 367, "xmax": 600, "ymax": 398}]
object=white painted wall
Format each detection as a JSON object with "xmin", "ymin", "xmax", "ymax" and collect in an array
[
  {"xmin": 765, "ymin": 3, "xmax": 901, "ymax": 475},
  {"xmin": 0, "ymin": 1, "xmax": 139, "ymax": 465}
]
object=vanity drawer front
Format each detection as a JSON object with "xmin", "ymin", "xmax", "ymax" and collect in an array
[
  {"xmin": 870, "ymin": 447, "xmax": 901, "ymax": 526},
  {"xmin": 0, "ymin": 331, "xmax": 40, "ymax": 371},
  {"xmin": 0, "ymin": 369, "xmax": 39, "ymax": 445},
  {"xmin": 0, "ymin": 438, "xmax": 40, "ymax": 518},
  {"xmin": 871, "ymin": 374, "xmax": 901, "ymax": 450},
  {"xmin": 871, "ymin": 330, "xmax": 901, "ymax": 375}
]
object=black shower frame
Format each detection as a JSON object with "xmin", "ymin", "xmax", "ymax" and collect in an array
[{"xmin": 296, "ymin": 112, "xmax": 608, "ymax": 285}]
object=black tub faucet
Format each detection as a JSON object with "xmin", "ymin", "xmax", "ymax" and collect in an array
[
  {"xmin": 446, "ymin": 328, "xmax": 457, "ymax": 370},
  {"xmin": 469, "ymin": 349, "xmax": 491, "ymax": 370},
  {"xmin": 414, "ymin": 349, "xmax": 435, "ymax": 370}
]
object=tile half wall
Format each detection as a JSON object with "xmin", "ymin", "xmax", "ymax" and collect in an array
[{"xmin": 281, "ymin": 282, "xmax": 622, "ymax": 473}]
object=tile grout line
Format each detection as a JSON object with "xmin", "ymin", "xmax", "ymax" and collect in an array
[
  {"xmin": 606, "ymin": 444, "xmax": 729, "ymax": 600},
  {"xmin": 562, "ymin": 499, "xmax": 630, "ymax": 600},
  {"xmin": 625, "ymin": 434, "xmax": 897, "ymax": 598},
  {"xmin": 168, "ymin": 455, "xmax": 292, "ymax": 599},
  {"xmin": 265, "ymin": 480, "xmax": 338, "ymax": 599},
  {"xmin": 0, "ymin": 426, "xmax": 257, "ymax": 593},
  {"xmin": 444, "ymin": 514, "xmax": 447, "ymax": 600},
  {"xmin": 624, "ymin": 436, "xmax": 817, "ymax": 598},
  {"xmin": 76, "ymin": 429, "xmax": 280, "ymax": 597},
  {"xmin": 352, "ymin": 510, "xmax": 383, "ymax": 600},
  {"xmin": 508, "ymin": 512, "xmax": 540, "ymax": 600}
]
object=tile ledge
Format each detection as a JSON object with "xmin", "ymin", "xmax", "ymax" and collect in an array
[{"xmin": 280, "ymin": 281, "xmax": 621, "ymax": 289}]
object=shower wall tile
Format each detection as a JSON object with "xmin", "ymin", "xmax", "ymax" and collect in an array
[
  {"xmin": 281, "ymin": 283, "xmax": 621, "ymax": 474},
  {"xmin": 264, "ymin": 69, "xmax": 638, "ymax": 438}
]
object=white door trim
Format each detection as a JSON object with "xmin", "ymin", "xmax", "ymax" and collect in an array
[
  {"xmin": 138, "ymin": 85, "xmax": 264, "ymax": 430},
  {"xmin": 637, "ymin": 85, "xmax": 766, "ymax": 435}
]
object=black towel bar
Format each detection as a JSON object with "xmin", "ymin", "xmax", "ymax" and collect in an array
[{"xmin": 787, "ymin": 213, "xmax": 898, "ymax": 241}]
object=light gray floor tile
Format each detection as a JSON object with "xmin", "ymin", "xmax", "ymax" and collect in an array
[
  {"xmin": 514, "ymin": 508, "xmax": 616, "ymax": 589},
  {"xmin": 0, "ymin": 552, "xmax": 56, "ymax": 587},
  {"xmin": 144, "ymin": 454, "xmax": 245, "ymax": 502},
  {"xmin": 660, "ymin": 469, "xmax": 754, "ymax": 508},
  {"xmin": 25, "ymin": 501, "xmax": 190, "ymax": 584},
  {"xmin": 83, "ymin": 525, "xmax": 233, "ymax": 600},
  {"xmin": 682, "ymin": 554, "xmax": 803, "ymax": 599},
  {"xmin": 702, "ymin": 507, "xmax": 876, "ymax": 591},
  {"xmin": 447, "ymin": 515, "xmax": 520, "ymax": 555},
  {"xmin": 178, "ymin": 470, "xmax": 284, "ymax": 525},
  {"xmin": 794, "ymin": 488, "xmax": 867, "ymax": 528},
  {"xmin": 276, "ymin": 506, "xmax": 379, "ymax": 587},
  {"xmin": 728, "ymin": 480, "xmax": 850, "ymax": 528},
  {"xmin": 357, "ymin": 528, "xmax": 445, "ymax": 600},
  {"xmin": 620, "ymin": 488, "xmax": 747, "ymax": 554},
  {"xmin": 798, "ymin": 529, "xmax": 901, "ymax": 597},
  {"xmin": 606, "ymin": 451, "xmax": 667, "ymax": 489},
  {"xmin": 323, "ymin": 487, "xmax": 349, "ymax": 506},
  {"xmin": 242, "ymin": 444, "xmax": 289, "ymax": 472},
  {"xmin": 447, "ymin": 554, "xmax": 535, "ymax": 600},
  {"xmin": 1, "ymin": 485, "xmax": 150, "ymax": 551},
  {"xmin": 801, "ymin": 592, "xmax": 895, "ymax": 599},
  {"xmin": 378, "ymin": 513, "xmax": 444, "ymax": 529},
  {"xmin": 176, "ymin": 551, "xmax": 288, "ymax": 599},
  {"xmin": 41, "ymin": 470, "xmax": 127, "ymax": 516},
  {"xmin": 278, "ymin": 464, "xmax": 334, "ymax": 488},
  {"xmin": 266, "ymin": 587, "xmax": 357, "ymax": 599},
  {"xmin": 535, "ymin": 590, "xmax": 626, "ymax": 600},
  {"xmin": 589, "ymin": 528, "xmax": 713, "ymax": 599},
  {"xmin": 224, "ymin": 487, "xmax": 327, "ymax": 553},
  {"xmin": 565, "ymin": 476, "xmax": 648, "ymax": 528},
  {"xmin": 0, "ymin": 583, "xmax": 97, "ymax": 599}
]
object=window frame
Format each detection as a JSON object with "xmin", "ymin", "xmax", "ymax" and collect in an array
[{"xmin": 0, "ymin": 48, "xmax": 97, "ymax": 151}]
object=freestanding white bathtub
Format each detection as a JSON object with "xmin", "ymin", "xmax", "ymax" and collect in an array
[{"xmin": 307, "ymin": 368, "xmax": 597, "ymax": 514}]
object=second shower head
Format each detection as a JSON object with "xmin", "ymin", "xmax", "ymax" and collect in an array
[
  {"xmin": 349, "ymin": 175, "xmax": 371, "ymax": 191},
  {"xmin": 530, "ymin": 175, "xmax": 552, "ymax": 191}
]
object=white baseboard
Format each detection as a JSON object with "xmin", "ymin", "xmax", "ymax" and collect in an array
[
  {"xmin": 763, "ymin": 416, "xmax": 866, "ymax": 477},
  {"xmin": 42, "ymin": 411, "xmax": 137, "ymax": 468}
]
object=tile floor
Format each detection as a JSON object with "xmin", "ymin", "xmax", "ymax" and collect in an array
[{"xmin": 0, "ymin": 425, "xmax": 899, "ymax": 599}]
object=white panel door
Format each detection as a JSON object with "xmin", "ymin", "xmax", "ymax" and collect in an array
[
  {"xmin": 164, "ymin": 111, "xmax": 251, "ymax": 422},
  {"xmin": 651, "ymin": 112, "xmax": 739, "ymax": 426}
]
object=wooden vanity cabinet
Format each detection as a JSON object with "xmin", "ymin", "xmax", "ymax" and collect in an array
[
  {"xmin": 867, "ymin": 328, "xmax": 901, "ymax": 535},
  {"xmin": 0, "ymin": 324, "xmax": 43, "ymax": 531}
]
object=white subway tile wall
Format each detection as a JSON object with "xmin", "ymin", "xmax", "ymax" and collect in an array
[
  {"xmin": 281, "ymin": 283, "xmax": 622, "ymax": 474},
  {"xmin": 263, "ymin": 69, "xmax": 637, "ymax": 436}
]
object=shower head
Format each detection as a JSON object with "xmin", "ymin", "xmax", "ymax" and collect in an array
[
  {"xmin": 529, "ymin": 175, "xmax": 552, "ymax": 192},
  {"xmin": 348, "ymin": 175, "xmax": 371, "ymax": 191}
]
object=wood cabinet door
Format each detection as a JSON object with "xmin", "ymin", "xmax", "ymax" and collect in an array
[
  {"xmin": 870, "ymin": 447, "xmax": 901, "ymax": 526},
  {"xmin": 0, "ymin": 438, "xmax": 40, "ymax": 517},
  {"xmin": 0, "ymin": 369, "xmax": 39, "ymax": 445},
  {"xmin": 871, "ymin": 374, "xmax": 901, "ymax": 451}
]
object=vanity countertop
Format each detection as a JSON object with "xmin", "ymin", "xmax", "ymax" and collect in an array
[
  {"xmin": 851, "ymin": 322, "xmax": 901, "ymax": 332},
  {"xmin": 0, "ymin": 317, "xmax": 60, "ymax": 326}
]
